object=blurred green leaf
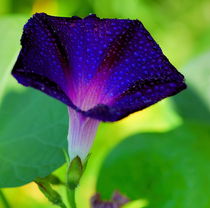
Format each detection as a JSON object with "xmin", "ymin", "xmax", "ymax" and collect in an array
[
  {"xmin": 0, "ymin": 16, "xmax": 68, "ymax": 187},
  {"xmin": 0, "ymin": 0, "xmax": 9, "ymax": 14},
  {"xmin": 173, "ymin": 51, "xmax": 210, "ymax": 123},
  {"xmin": 97, "ymin": 123, "xmax": 210, "ymax": 208},
  {"xmin": 58, "ymin": 0, "xmax": 94, "ymax": 17},
  {"xmin": 0, "ymin": 16, "xmax": 27, "ymax": 99},
  {"xmin": 0, "ymin": 86, "xmax": 68, "ymax": 187}
]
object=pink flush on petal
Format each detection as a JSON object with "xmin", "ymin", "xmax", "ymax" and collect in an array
[{"xmin": 67, "ymin": 76, "xmax": 112, "ymax": 161}]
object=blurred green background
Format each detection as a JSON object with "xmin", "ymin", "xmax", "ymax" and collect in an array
[{"xmin": 0, "ymin": 0, "xmax": 210, "ymax": 208}]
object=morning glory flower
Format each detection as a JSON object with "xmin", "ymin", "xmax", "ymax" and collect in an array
[{"xmin": 12, "ymin": 13, "xmax": 186, "ymax": 163}]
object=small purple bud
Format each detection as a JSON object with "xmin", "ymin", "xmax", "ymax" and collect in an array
[{"xmin": 91, "ymin": 191, "xmax": 130, "ymax": 208}]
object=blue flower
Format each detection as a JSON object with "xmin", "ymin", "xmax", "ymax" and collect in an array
[{"xmin": 12, "ymin": 13, "xmax": 186, "ymax": 162}]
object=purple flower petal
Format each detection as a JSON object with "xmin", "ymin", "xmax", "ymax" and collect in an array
[
  {"xmin": 91, "ymin": 192, "xmax": 130, "ymax": 208},
  {"xmin": 12, "ymin": 13, "xmax": 186, "ymax": 122},
  {"xmin": 68, "ymin": 107, "xmax": 99, "ymax": 161}
]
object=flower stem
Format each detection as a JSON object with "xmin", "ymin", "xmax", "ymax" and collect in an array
[
  {"xmin": 66, "ymin": 187, "xmax": 77, "ymax": 208},
  {"xmin": 0, "ymin": 190, "xmax": 11, "ymax": 208},
  {"xmin": 59, "ymin": 202, "xmax": 68, "ymax": 208}
]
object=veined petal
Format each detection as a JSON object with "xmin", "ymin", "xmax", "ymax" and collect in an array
[
  {"xmin": 12, "ymin": 13, "xmax": 186, "ymax": 122},
  {"xmin": 67, "ymin": 108, "xmax": 100, "ymax": 162}
]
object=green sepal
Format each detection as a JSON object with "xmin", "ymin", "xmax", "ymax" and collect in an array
[
  {"xmin": 83, "ymin": 153, "xmax": 91, "ymax": 172},
  {"xmin": 45, "ymin": 174, "xmax": 64, "ymax": 185},
  {"xmin": 35, "ymin": 178, "xmax": 66, "ymax": 208},
  {"xmin": 67, "ymin": 156, "xmax": 83, "ymax": 189}
]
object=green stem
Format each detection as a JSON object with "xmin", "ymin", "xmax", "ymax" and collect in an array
[
  {"xmin": 59, "ymin": 202, "xmax": 68, "ymax": 208},
  {"xmin": 66, "ymin": 187, "xmax": 77, "ymax": 208},
  {"xmin": 0, "ymin": 190, "xmax": 11, "ymax": 208}
]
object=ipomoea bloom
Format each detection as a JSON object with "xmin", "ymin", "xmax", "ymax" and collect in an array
[{"xmin": 12, "ymin": 13, "xmax": 186, "ymax": 162}]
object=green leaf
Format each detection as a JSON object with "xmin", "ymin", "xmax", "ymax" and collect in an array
[
  {"xmin": 0, "ymin": 16, "xmax": 68, "ymax": 187},
  {"xmin": 173, "ymin": 52, "xmax": 210, "ymax": 123},
  {"xmin": 0, "ymin": 87, "xmax": 68, "ymax": 187},
  {"xmin": 96, "ymin": 123, "xmax": 210, "ymax": 208},
  {"xmin": 0, "ymin": 15, "xmax": 27, "ymax": 100}
]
